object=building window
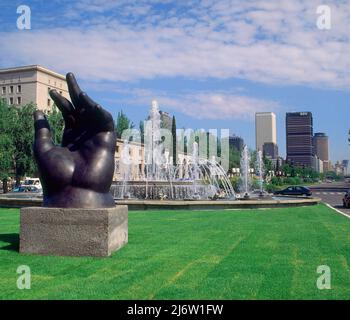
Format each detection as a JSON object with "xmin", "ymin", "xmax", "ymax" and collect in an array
[
  {"xmin": 17, "ymin": 97, "xmax": 22, "ymax": 105},
  {"xmin": 47, "ymin": 99, "xmax": 51, "ymax": 107},
  {"xmin": 17, "ymin": 85, "xmax": 21, "ymax": 93},
  {"xmin": 1, "ymin": 87, "xmax": 6, "ymax": 95},
  {"xmin": 116, "ymin": 146, "xmax": 119, "ymax": 153},
  {"xmin": 9, "ymin": 97, "xmax": 14, "ymax": 105},
  {"xmin": 59, "ymin": 91, "xmax": 63, "ymax": 95},
  {"xmin": 9, "ymin": 86, "xmax": 14, "ymax": 94}
]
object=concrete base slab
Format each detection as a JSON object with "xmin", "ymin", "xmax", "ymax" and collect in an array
[{"xmin": 20, "ymin": 206, "xmax": 128, "ymax": 257}]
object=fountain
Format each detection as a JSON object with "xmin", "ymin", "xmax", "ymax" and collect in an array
[
  {"xmin": 240, "ymin": 145, "xmax": 251, "ymax": 199},
  {"xmin": 256, "ymin": 150, "xmax": 264, "ymax": 197},
  {"xmin": 119, "ymin": 140, "xmax": 132, "ymax": 199},
  {"xmin": 107, "ymin": 101, "xmax": 319, "ymax": 209},
  {"xmin": 111, "ymin": 100, "xmax": 235, "ymax": 200}
]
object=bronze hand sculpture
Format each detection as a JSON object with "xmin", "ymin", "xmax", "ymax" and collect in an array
[{"xmin": 33, "ymin": 73, "xmax": 116, "ymax": 208}]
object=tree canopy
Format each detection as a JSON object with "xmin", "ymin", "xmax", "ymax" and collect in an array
[
  {"xmin": 0, "ymin": 100, "xmax": 64, "ymax": 191},
  {"xmin": 115, "ymin": 110, "xmax": 134, "ymax": 139}
]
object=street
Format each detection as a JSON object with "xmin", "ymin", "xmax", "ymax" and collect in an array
[{"xmin": 308, "ymin": 181, "xmax": 350, "ymax": 217}]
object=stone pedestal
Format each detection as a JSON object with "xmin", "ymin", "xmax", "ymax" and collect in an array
[{"xmin": 20, "ymin": 206, "xmax": 128, "ymax": 257}]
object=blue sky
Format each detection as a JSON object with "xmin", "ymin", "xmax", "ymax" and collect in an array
[{"xmin": 0, "ymin": 0, "xmax": 349, "ymax": 162}]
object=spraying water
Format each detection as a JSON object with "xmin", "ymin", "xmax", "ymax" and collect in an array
[
  {"xmin": 111, "ymin": 100, "xmax": 236, "ymax": 200},
  {"xmin": 240, "ymin": 145, "xmax": 251, "ymax": 198},
  {"xmin": 256, "ymin": 150, "xmax": 264, "ymax": 196}
]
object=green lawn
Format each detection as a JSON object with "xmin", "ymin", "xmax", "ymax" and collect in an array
[{"xmin": 0, "ymin": 204, "xmax": 350, "ymax": 300}]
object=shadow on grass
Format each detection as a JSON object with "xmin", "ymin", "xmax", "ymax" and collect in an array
[{"xmin": 0, "ymin": 233, "xmax": 19, "ymax": 252}]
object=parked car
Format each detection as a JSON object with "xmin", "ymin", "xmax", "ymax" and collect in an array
[
  {"xmin": 6, "ymin": 185, "xmax": 43, "ymax": 198},
  {"xmin": 13, "ymin": 186, "xmax": 40, "ymax": 192},
  {"xmin": 274, "ymin": 186, "xmax": 312, "ymax": 197},
  {"xmin": 343, "ymin": 190, "xmax": 350, "ymax": 208},
  {"xmin": 23, "ymin": 177, "xmax": 42, "ymax": 190}
]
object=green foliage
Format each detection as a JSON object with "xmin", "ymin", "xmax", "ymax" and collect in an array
[
  {"xmin": 139, "ymin": 120, "xmax": 144, "ymax": 144},
  {"xmin": 229, "ymin": 176, "xmax": 240, "ymax": 191},
  {"xmin": 115, "ymin": 110, "xmax": 134, "ymax": 139},
  {"xmin": 11, "ymin": 104, "xmax": 37, "ymax": 183},
  {"xmin": 229, "ymin": 147, "xmax": 240, "ymax": 170},
  {"xmin": 250, "ymin": 149, "xmax": 257, "ymax": 168},
  {"xmin": 0, "ymin": 101, "xmax": 15, "ymax": 181},
  {"xmin": 263, "ymin": 155, "xmax": 273, "ymax": 173},
  {"xmin": 46, "ymin": 105, "xmax": 64, "ymax": 145},
  {"xmin": 0, "ymin": 101, "xmax": 37, "ymax": 184}
]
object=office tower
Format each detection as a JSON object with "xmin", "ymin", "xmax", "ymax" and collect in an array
[
  {"xmin": 313, "ymin": 133, "xmax": 330, "ymax": 172},
  {"xmin": 263, "ymin": 142, "xmax": 278, "ymax": 159},
  {"xmin": 255, "ymin": 112, "xmax": 277, "ymax": 152},
  {"xmin": 286, "ymin": 112, "xmax": 313, "ymax": 168},
  {"xmin": 229, "ymin": 135, "xmax": 244, "ymax": 152},
  {"xmin": 0, "ymin": 65, "xmax": 69, "ymax": 111}
]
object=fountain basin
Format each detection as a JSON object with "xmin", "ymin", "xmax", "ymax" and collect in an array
[
  {"xmin": 111, "ymin": 180, "xmax": 222, "ymax": 200},
  {"xmin": 0, "ymin": 195, "xmax": 321, "ymax": 210},
  {"xmin": 114, "ymin": 197, "xmax": 321, "ymax": 210}
]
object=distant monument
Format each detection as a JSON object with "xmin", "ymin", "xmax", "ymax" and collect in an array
[{"xmin": 20, "ymin": 73, "xmax": 128, "ymax": 257}]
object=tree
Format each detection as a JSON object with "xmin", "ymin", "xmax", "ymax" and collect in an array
[
  {"xmin": 250, "ymin": 149, "xmax": 257, "ymax": 168},
  {"xmin": 0, "ymin": 101, "xmax": 62, "ymax": 191},
  {"xmin": 171, "ymin": 116, "xmax": 177, "ymax": 165},
  {"xmin": 46, "ymin": 105, "xmax": 64, "ymax": 145},
  {"xmin": 263, "ymin": 155, "xmax": 273, "ymax": 173},
  {"xmin": 12, "ymin": 104, "xmax": 37, "ymax": 185},
  {"xmin": 282, "ymin": 163, "xmax": 292, "ymax": 176},
  {"xmin": 0, "ymin": 100, "xmax": 15, "ymax": 192},
  {"xmin": 228, "ymin": 146, "xmax": 240, "ymax": 170},
  {"xmin": 275, "ymin": 158, "xmax": 280, "ymax": 175},
  {"xmin": 115, "ymin": 110, "xmax": 134, "ymax": 139},
  {"xmin": 139, "ymin": 120, "xmax": 144, "ymax": 144}
]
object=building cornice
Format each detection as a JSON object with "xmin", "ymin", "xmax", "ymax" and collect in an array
[{"xmin": 0, "ymin": 65, "xmax": 66, "ymax": 80}]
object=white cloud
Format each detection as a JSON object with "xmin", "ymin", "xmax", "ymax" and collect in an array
[
  {"xmin": 0, "ymin": 1, "xmax": 349, "ymax": 104},
  {"xmin": 99, "ymin": 86, "xmax": 280, "ymax": 120},
  {"xmin": 159, "ymin": 93, "xmax": 280, "ymax": 120}
]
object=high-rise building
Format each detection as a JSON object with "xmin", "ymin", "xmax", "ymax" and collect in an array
[
  {"xmin": 255, "ymin": 112, "xmax": 277, "ymax": 152},
  {"xmin": 0, "ymin": 65, "xmax": 69, "ymax": 111},
  {"xmin": 313, "ymin": 132, "xmax": 330, "ymax": 172},
  {"xmin": 263, "ymin": 142, "xmax": 278, "ymax": 159},
  {"xmin": 229, "ymin": 135, "xmax": 244, "ymax": 152},
  {"xmin": 286, "ymin": 112, "xmax": 314, "ymax": 168}
]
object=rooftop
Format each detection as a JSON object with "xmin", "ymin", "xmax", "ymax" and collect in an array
[{"xmin": 0, "ymin": 65, "xmax": 66, "ymax": 80}]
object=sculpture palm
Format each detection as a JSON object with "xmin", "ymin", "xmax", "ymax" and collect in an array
[{"xmin": 33, "ymin": 73, "xmax": 116, "ymax": 208}]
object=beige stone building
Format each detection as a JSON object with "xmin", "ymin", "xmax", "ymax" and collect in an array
[
  {"xmin": 0, "ymin": 65, "xmax": 69, "ymax": 111},
  {"xmin": 114, "ymin": 139, "xmax": 145, "ymax": 181}
]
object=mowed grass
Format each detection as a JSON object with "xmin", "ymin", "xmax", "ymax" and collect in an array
[{"xmin": 0, "ymin": 205, "xmax": 350, "ymax": 300}]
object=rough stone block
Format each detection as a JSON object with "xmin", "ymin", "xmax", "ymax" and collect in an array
[{"xmin": 20, "ymin": 206, "xmax": 128, "ymax": 257}]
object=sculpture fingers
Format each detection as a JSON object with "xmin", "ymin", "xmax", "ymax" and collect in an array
[
  {"xmin": 50, "ymin": 89, "xmax": 76, "ymax": 127},
  {"xmin": 66, "ymin": 72, "xmax": 82, "ymax": 110},
  {"xmin": 33, "ymin": 111, "xmax": 54, "ymax": 155},
  {"xmin": 79, "ymin": 92, "xmax": 114, "ymax": 132}
]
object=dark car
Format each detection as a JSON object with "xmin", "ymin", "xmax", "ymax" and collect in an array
[
  {"xmin": 343, "ymin": 190, "xmax": 350, "ymax": 208},
  {"xmin": 274, "ymin": 186, "xmax": 312, "ymax": 197}
]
